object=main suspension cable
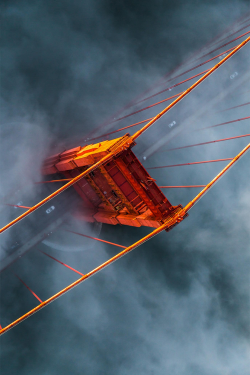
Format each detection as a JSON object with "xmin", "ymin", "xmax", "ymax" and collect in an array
[
  {"xmin": 105, "ymin": 43, "xmax": 245, "ymax": 127},
  {"xmin": 1, "ymin": 36, "xmax": 249, "ymax": 235},
  {"xmin": 131, "ymin": 37, "xmax": 250, "ymax": 141},
  {"xmin": 1, "ymin": 143, "xmax": 249, "ymax": 336},
  {"xmin": 88, "ymin": 108, "xmax": 250, "ymax": 143}
]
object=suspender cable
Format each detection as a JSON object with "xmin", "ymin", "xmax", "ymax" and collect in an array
[
  {"xmin": 201, "ymin": 23, "xmax": 250, "ymax": 52},
  {"xmin": 14, "ymin": 274, "xmax": 43, "ymax": 303},
  {"xmin": 4, "ymin": 204, "xmax": 31, "ymax": 209},
  {"xmin": 107, "ymin": 42, "xmax": 246, "ymax": 127},
  {"xmin": 0, "ymin": 148, "xmax": 122, "ymax": 234},
  {"xmin": 160, "ymin": 44, "xmax": 242, "ymax": 87},
  {"xmin": 161, "ymin": 134, "xmax": 250, "ymax": 152},
  {"xmin": 184, "ymin": 142, "xmax": 250, "ymax": 211},
  {"xmin": 197, "ymin": 116, "xmax": 250, "ymax": 131},
  {"xmin": 108, "ymin": 92, "xmax": 185, "ymax": 125},
  {"xmin": 159, "ymin": 185, "xmax": 206, "ymax": 188},
  {"xmin": 88, "ymin": 21, "xmax": 249, "ymax": 139},
  {"xmin": 196, "ymin": 116, "xmax": 250, "ymax": 131},
  {"xmin": 87, "ymin": 117, "xmax": 154, "ymax": 142},
  {"xmin": 92, "ymin": 114, "xmax": 250, "ymax": 143},
  {"xmin": 66, "ymin": 230, "xmax": 126, "ymax": 249},
  {"xmin": 38, "ymin": 250, "xmax": 84, "ymax": 276},
  {"xmin": 218, "ymin": 102, "xmax": 250, "ymax": 113},
  {"xmin": 1, "ymin": 142, "xmax": 249, "ymax": 336},
  {"xmin": 131, "ymin": 36, "xmax": 250, "ymax": 142},
  {"xmin": 148, "ymin": 158, "xmax": 234, "ymax": 169},
  {"xmin": 86, "ymin": 26, "xmax": 231, "ymax": 138},
  {"xmin": 0, "ymin": 223, "xmax": 176, "ymax": 335},
  {"xmin": 1, "ymin": 37, "xmax": 249, "ymax": 235},
  {"xmin": 192, "ymin": 30, "xmax": 250, "ymax": 63},
  {"xmin": 34, "ymin": 179, "xmax": 72, "ymax": 184},
  {"xmin": 135, "ymin": 69, "xmax": 210, "ymax": 105}
]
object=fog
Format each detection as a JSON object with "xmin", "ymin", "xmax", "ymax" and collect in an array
[{"xmin": 0, "ymin": 1, "xmax": 250, "ymax": 374}]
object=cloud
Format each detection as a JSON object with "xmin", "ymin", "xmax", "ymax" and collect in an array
[{"xmin": 0, "ymin": 1, "xmax": 249, "ymax": 374}]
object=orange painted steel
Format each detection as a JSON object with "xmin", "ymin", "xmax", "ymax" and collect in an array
[
  {"xmin": 88, "ymin": 117, "xmax": 154, "ymax": 142},
  {"xmin": 83, "ymin": 39, "xmax": 250, "ymax": 142},
  {"xmin": 159, "ymin": 185, "xmax": 206, "ymax": 188},
  {"xmin": 39, "ymin": 250, "xmax": 84, "ymax": 276},
  {"xmin": 135, "ymin": 69, "xmax": 210, "ymax": 104},
  {"xmin": 105, "ymin": 46, "xmax": 238, "ymax": 128},
  {"xmin": 35, "ymin": 179, "xmax": 72, "ymax": 184},
  {"xmin": 108, "ymin": 29, "xmax": 250, "ymax": 121},
  {"xmin": 192, "ymin": 30, "xmax": 250, "ymax": 62},
  {"xmin": 162, "ymin": 134, "xmax": 250, "ymax": 152},
  {"xmin": 0, "ymin": 137, "xmax": 134, "ymax": 234},
  {"xmin": 149, "ymin": 158, "xmax": 233, "ymax": 169},
  {"xmin": 88, "ymin": 109, "xmax": 250, "ymax": 144},
  {"xmin": 66, "ymin": 230, "xmax": 126, "ymax": 249},
  {"xmin": 204, "ymin": 23, "xmax": 250, "ymax": 50},
  {"xmin": 4, "ymin": 204, "xmax": 32, "ymax": 209},
  {"xmin": 0, "ymin": 213, "xmax": 183, "ymax": 336},
  {"xmin": 109, "ymin": 91, "xmax": 185, "ymax": 125},
  {"xmin": 184, "ymin": 142, "xmax": 250, "ymax": 211},
  {"xmin": 131, "ymin": 36, "xmax": 250, "ymax": 141},
  {"xmin": 160, "ymin": 44, "xmax": 238, "ymax": 86},
  {"xmin": 14, "ymin": 274, "xmax": 43, "ymax": 304},
  {"xmin": 1, "ymin": 36, "xmax": 249, "ymax": 235},
  {"xmin": 1, "ymin": 142, "xmax": 249, "ymax": 336}
]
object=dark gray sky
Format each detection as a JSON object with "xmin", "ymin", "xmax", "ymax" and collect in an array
[{"xmin": 0, "ymin": 1, "xmax": 250, "ymax": 374}]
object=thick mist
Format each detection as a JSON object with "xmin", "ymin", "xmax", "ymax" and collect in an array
[{"xmin": 0, "ymin": 1, "xmax": 250, "ymax": 374}]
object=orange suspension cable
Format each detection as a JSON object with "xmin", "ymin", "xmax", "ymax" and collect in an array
[
  {"xmin": 197, "ymin": 116, "xmax": 250, "ymax": 131},
  {"xmin": 218, "ymin": 102, "xmax": 250, "ymax": 112},
  {"xmin": 34, "ymin": 179, "xmax": 72, "ymax": 184},
  {"xmin": 0, "ymin": 147, "xmax": 123, "ymax": 234},
  {"xmin": 148, "ymin": 158, "xmax": 233, "ymax": 169},
  {"xmin": 135, "ymin": 69, "xmax": 210, "ymax": 104},
  {"xmin": 87, "ymin": 117, "xmax": 154, "ymax": 142},
  {"xmin": 87, "ymin": 21, "xmax": 249, "ymax": 139},
  {"xmin": 108, "ymin": 43, "xmax": 245, "ymax": 127},
  {"xmin": 1, "ymin": 37, "xmax": 249, "ymax": 235},
  {"xmin": 0, "ymin": 224, "xmax": 173, "ymax": 335},
  {"xmin": 159, "ymin": 185, "xmax": 206, "ymax": 188},
  {"xmin": 163, "ymin": 134, "xmax": 250, "ymax": 151},
  {"xmin": 88, "ymin": 108, "xmax": 250, "ymax": 143},
  {"xmin": 192, "ymin": 30, "xmax": 250, "ymax": 63},
  {"xmin": 161, "ymin": 134, "xmax": 250, "ymax": 152},
  {"xmin": 161, "ymin": 44, "xmax": 239, "ymax": 86},
  {"xmin": 4, "ymin": 204, "xmax": 31, "ymax": 209},
  {"xmin": 131, "ymin": 37, "xmax": 250, "ymax": 141},
  {"xmin": 38, "ymin": 250, "xmax": 84, "ymax": 276},
  {"xmin": 66, "ymin": 230, "xmax": 126, "ymax": 249},
  {"xmin": 14, "ymin": 274, "xmax": 43, "ymax": 303},
  {"xmin": 108, "ymin": 92, "xmax": 184, "ymax": 125},
  {"xmin": 184, "ymin": 142, "xmax": 250, "ymax": 211},
  {"xmin": 204, "ymin": 23, "xmax": 250, "ymax": 51},
  {"xmin": 1, "ymin": 143, "xmax": 249, "ymax": 336}
]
